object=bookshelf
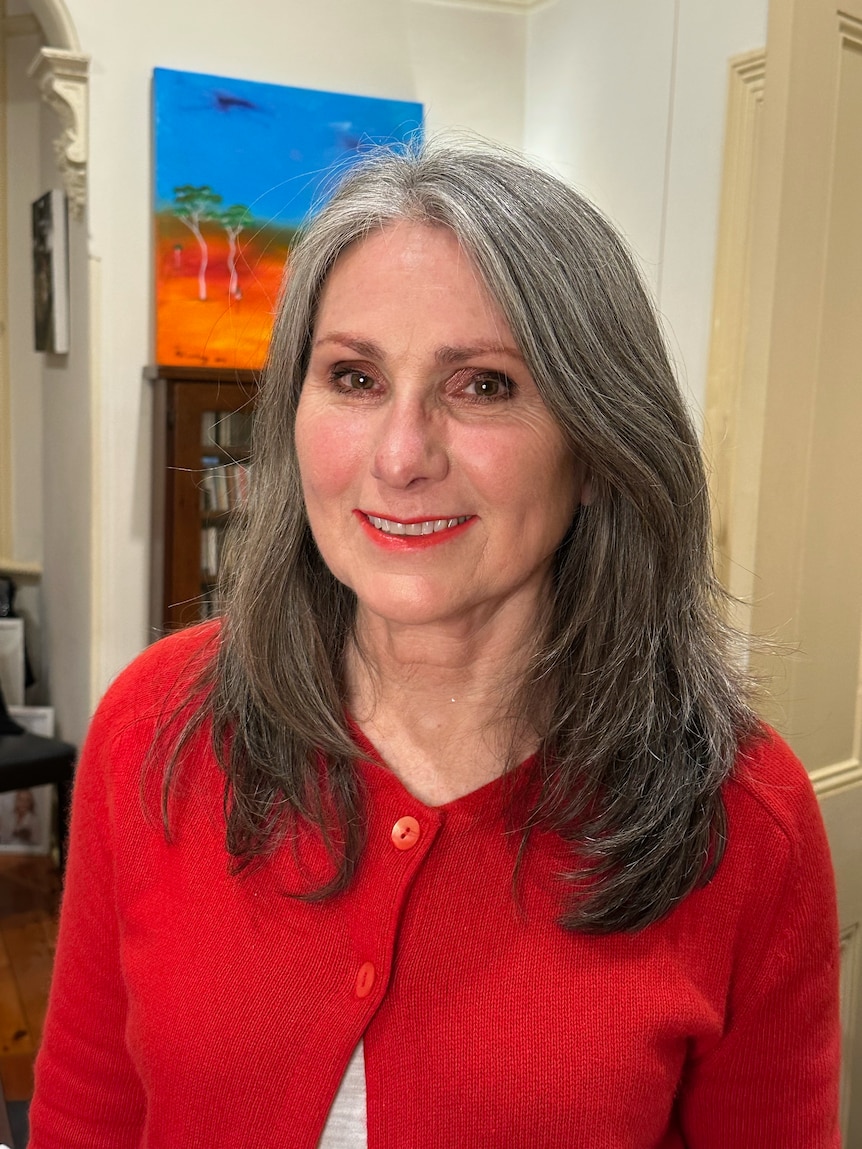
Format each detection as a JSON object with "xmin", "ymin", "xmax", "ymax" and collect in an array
[{"xmin": 148, "ymin": 367, "xmax": 257, "ymax": 634}]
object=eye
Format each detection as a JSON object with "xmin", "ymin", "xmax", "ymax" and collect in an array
[
  {"xmin": 461, "ymin": 372, "xmax": 516, "ymax": 400},
  {"xmin": 331, "ymin": 367, "xmax": 378, "ymax": 392}
]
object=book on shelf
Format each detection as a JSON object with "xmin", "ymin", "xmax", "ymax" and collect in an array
[
  {"xmin": 201, "ymin": 524, "xmax": 223, "ymax": 577},
  {"xmin": 201, "ymin": 410, "xmax": 218, "ymax": 448},
  {"xmin": 229, "ymin": 462, "xmax": 251, "ymax": 506},
  {"xmin": 201, "ymin": 585, "xmax": 220, "ymax": 620},
  {"xmin": 200, "ymin": 461, "xmax": 252, "ymax": 513},
  {"xmin": 201, "ymin": 409, "xmax": 253, "ymax": 454},
  {"xmin": 216, "ymin": 409, "xmax": 253, "ymax": 450},
  {"xmin": 213, "ymin": 467, "xmax": 229, "ymax": 512}
]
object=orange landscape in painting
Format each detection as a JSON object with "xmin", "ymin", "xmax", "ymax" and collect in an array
[{"xmin": 155, "ymin": 213, "xmax": 296, "ymax": 369}]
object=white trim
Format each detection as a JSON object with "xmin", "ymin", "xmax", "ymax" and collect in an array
[
  {"xmin": 703, "ymin": 48, "xmax": 766, "ymax": 611},
  {"xmin": 88, "ymin": 253, "xmax": 103, "ymax": 710},
  {"xmin": 27, "ymin": 47, "xmax": 89, "ymax": 221},
  {"xmin": 811, "ymin": 758, "xmax": 862, "ymax": 798},
  {"xmin": 0, "ymin": 558, "xmax": 42, "ymax": 578}
]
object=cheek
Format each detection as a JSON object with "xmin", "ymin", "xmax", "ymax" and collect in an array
[
  {"xmin": 295, "ymin": 410, "xmax": 365, "ymax": 502},
  {"xmin": 457, "ymin": 426, "xmax": 579, "ymax": 519}
]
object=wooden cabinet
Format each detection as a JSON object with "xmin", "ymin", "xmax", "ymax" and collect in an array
[{"xmin": 149, "ymin": 367, "xmax": 257, "ymax": 634}]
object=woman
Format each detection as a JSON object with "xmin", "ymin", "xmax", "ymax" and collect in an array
[{"xmin": 30, "ymin": 142, "xmax": 840, "ymax": 1147}]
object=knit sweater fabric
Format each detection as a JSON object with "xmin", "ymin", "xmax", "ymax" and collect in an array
[{"xmin": 29, "ymin": 625, "xmax": 841, "ymax": 1148}]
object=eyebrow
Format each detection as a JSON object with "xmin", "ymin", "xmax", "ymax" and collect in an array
[{"xmin": 312, "ymin": 332, "xmax": 525, "ymax": 366}]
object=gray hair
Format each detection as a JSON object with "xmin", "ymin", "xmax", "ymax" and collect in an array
[{"xmin": 185, "ymin": 140, "xmax": 758, "ymax": 932}]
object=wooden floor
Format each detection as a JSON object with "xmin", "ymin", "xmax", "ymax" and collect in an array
[{"xmin": 0, "ymin": 855, "xmax": 60, "ymax": 1102}]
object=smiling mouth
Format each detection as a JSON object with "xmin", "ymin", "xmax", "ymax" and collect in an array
[{"xmin": 365, "ymin": 514, "xmax": 472, "ymax": 537}]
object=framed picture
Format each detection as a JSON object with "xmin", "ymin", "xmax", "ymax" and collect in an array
[
  {"xmin": 0, "ymin": 706, "xmax": 56, "ymax": 855},
  {"xmin": 153, "ymin": 67, "xmax": 422, "ymax": 370},
  {"xmin": 32, "ymin": 188, "xmax": 70, "ymax": 354}
]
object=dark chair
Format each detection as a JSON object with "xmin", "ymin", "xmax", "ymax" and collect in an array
[
  {"xmin": 0, "ymin": 686, "xmax": 75, "ymax": 871},
  {"xmin": 0, "ymin": 1073, "xmax": 14, "ymax": 1148}
]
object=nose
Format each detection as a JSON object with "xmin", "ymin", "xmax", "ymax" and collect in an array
[{"xmin": 371, "ymin": 395, "xmax": 449, "ymax": 489}]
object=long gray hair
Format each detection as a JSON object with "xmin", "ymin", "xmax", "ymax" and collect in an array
[{"xmin": 182, "ymin": 140, "xmax": 757, "ymax": 933}]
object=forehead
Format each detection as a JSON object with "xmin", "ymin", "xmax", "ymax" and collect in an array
[{"xmin": 313, "ymin": 221, "xmax": 511, "ymax": 341}]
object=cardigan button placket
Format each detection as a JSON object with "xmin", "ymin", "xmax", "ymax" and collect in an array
[{"xmin": 344, "ymin": 774, "xmax": 444, "ymax": 1018}]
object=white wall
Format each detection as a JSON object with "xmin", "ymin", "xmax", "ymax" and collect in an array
[
  {"xmin": 408, "ymin": 2, "xmax": 525, "ymax": 146},
  {"xmin": 525, "ymin": 0, "xmax": 768, "ymax": 415}
]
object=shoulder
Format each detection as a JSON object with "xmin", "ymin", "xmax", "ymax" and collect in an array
[
  {"xmin": 709, "ymin": 725, "xmax": 835, "ymax": 944},
  {"xmin": 97, "ymin": 622, "xmax": 219, "ymax": 722},
  {"xmin": 84, "ymin": 622, "xmax": 220, "ymax": 758},
  {"xmin": 724, "ymin": 725, "xmax": 826, "ymax": 864}
]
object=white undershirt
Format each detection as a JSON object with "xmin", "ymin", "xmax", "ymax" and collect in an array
[{"xmin": 318, "ymin": 1040, "xmax": 367, "ymax": 1148}]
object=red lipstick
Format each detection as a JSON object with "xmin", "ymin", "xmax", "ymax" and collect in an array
[{"xmin": 355, "ymin": 510, "xmax": 475, "ymax": 551}]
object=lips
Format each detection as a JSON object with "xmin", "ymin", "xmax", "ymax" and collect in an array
[
  {"xmin": 355, "ymin": 510, "xmax": 475, "ymax": 549},
  {"xmin": 365, "ymin": 514, "xmax": 471, "ymax": 537}
]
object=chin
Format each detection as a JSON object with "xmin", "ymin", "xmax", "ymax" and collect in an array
[{"xmin": 355, "ymin": 582, "xmax": 468, "ymax": 630}]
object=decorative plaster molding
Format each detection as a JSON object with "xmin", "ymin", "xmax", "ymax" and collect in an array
[
  {"xmin": 28, "ymin": 0, "xmax": 80, "ymax": 52},
  {"xmin": 411, "ymin": 0, "xmax": 549, "ymax": 12},
  {"xmin": 811, "ymin": 758, "xmax": 862, "ymax": 798},
  {"xmin": 839, "ymin": 12, "xmax": 862, "ymax": 47},
  {"xmin": 27, "ymin": 47, "xmax": 89, "ymax": 221}
]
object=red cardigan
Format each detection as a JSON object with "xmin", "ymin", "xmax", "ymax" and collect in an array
[{"xmin": 30, "ymin": 625, "xmax": 840, "ymax": 1148}]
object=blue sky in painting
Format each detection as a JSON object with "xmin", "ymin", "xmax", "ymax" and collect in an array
[{"xmin": 154, "ymin": 68, "xmax": 422, "ymax": 227}]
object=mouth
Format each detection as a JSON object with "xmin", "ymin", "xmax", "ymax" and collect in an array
[
  {"xmin": 355, "ymin": 510, "xmax": 476, "ymax": 549},
  {"xmin": 365, "ymin": 513, "xmax": 472, "ymax": 537}
]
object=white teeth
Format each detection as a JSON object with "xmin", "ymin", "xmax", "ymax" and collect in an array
[{"xmin": 366, "ymin": 514, "xmax": 469, "ymax": 536}]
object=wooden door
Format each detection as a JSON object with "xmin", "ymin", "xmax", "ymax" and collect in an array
[{"xmin": 706, "ymin": 0, "xmax": 862, "ymax": 1139}]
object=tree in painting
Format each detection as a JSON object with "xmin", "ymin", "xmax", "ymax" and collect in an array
[
  {"xmin": 219, "ymin": 204, "xmax": 252, "ymax": 300},
  {"xmin": 173, "ymin": 185, "xmax": 223, "ymax": 301}
]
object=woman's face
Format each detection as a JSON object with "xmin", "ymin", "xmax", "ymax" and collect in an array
[{"xmin": 295, "ymin": 221, "xmax": 589, "ymax": 633}]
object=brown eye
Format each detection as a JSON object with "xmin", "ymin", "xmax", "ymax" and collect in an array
[
  {"xmin": 333, "ymin": 369, "xmax": 376, "ymax": 391},
  {"xmin": 465, "ymin": 373, "xmax": 515, "ymax": 400},
  {"xmin": 476, "ymin": 377, "xmax": 500, "ymax": 397}
]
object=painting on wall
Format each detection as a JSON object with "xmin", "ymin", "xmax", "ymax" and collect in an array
[
  {"xmin": 31, "ymin": 189, "xmax": 70, "ymax": 355},
  {"xmin": 153, "ymin": 67, "xmax": 423, "ymax": 370}
]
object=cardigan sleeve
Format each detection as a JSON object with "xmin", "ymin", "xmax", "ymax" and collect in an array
[
  {"xmin": 28, "ymin": 691, "xmax": 148, "ymax": 1147},
  {"xmin": 677, "ymin": 747, "xmax": 841, "ymax": 1147}
]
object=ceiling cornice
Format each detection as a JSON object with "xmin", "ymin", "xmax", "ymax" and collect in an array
[{"xmin": 411, "ymin": 0, "xmax": 551, "ymax": 13}]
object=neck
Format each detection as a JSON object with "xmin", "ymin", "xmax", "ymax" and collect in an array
[{"xmin": 346, "ymin": 609, "xmax": 542, "ymax": 805}]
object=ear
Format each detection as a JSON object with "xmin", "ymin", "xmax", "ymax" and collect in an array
[{"xmin": 576, "ymin": 463, "xmax": 594, "ymax": 508}]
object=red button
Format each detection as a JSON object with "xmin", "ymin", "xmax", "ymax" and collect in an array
[
  {"xmin": 355, "ymin": 961, "xmax": 375, "ymax": 999},
  {"xmin": 391, "ymin": 816, "xmax": 421, "ymax": 850}
]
